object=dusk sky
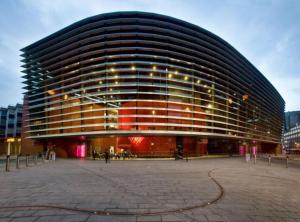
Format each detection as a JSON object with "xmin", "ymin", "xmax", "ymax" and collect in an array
[{"xmin": 0, "ymin": 0, "xmax": 299, "ymax": 111}]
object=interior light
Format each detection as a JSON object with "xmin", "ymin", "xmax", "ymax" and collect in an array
[
  {"xmin": 131, "ymin": 65, "xmax": 136, "ymax": 70},
  {"xmin": 168, "ymin": 74, "xmax": 173, "ymax": 78},
  {"xmin": 243, "ymin": 94, "xmax": 249, "ymax": 101},
  {"xmin": 184, "ymin": 76, "xmax": 188, "ymax": 81},
  {"xmin": 47, "ymin": 90, "xmax": 55, "ymax": 95},
  {"xmin": 110, "ymin": 68, "xmax": 115, "ymax": 72},
  {"xmin": 149, "ymin": 72, "xmax": 153, "ymax": 77},
  {"xmin": 152, "ymin": 65, "xmax": 157, "ymax": 70}
]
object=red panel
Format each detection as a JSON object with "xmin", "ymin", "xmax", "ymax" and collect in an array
[{"xmin": 117, "ymin": 136, "xmax": 176, "ymax": 157}]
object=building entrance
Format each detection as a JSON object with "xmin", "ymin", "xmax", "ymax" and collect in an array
[{"xmin": 175, "ymin": 136, "xmax": 183, "ymax": 159}]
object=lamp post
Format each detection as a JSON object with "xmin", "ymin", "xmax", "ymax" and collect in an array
[
  {"xmin": 16, "ymin": 138, "xmax": 21, "ymax": 169},
  {"xmin": 6, "ymin": 138, "xmax": 15, "ymax": 156},
  {"xmin": 6, "ymin": 138, "xmax": 15, "ymax": 172},
  {"xmin": 17, "ymin": 138, "xmax": 21, "ymax": 155}
]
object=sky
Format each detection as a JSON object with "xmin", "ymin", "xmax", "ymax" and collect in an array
[{"xmin": 0, "ymin": 0, "xmax": 299, "ymax": 111}]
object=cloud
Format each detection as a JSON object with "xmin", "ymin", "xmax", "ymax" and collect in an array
[{"xmin": 0, "ymin": 0, "xmax": 299, "ymax": 111}]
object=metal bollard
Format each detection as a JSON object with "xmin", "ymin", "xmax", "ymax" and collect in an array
[
  {"xmin": 34, "ymin": 155, "xmax": 37, "ymax": 165},
  {"xmin": 26, "ymin": 155, "xmax": 29, "ymax": 167},
  {"xmin": 254, "ymin": 154, "xmax": 257, "ymax": 164},
  {"xmin": 286, "ymin": 155, "xmax": 289, "ymax": 168},
  {"xmin": 268, "ymin": 155, "xmax": 271, "ymax": 166},
  {"xmin": 16, "ymin": 155, "xmax": 20, "ymax": 169},
  {"xmin": 42, "ymin": 154, "xmax": 45, "ymax": 163},
  {"xmin": 5, "ymin": 155, "xmax": 10, "ymax": 172}
]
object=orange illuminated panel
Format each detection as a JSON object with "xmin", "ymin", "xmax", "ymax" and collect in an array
[{"xmin": 47, "ymin": 90, "xmax": 55, "ymax": 95}]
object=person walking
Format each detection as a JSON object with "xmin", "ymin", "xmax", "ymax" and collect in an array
[
  {"xmin": 52, "ymin": 150, "xmax": 56, "ymax": 162},
  {"xmin": 92, "ymin": 148, "xmax": 96, "ymax": 160},
  {"xmin": 45, "ymin": 148, "xmax": 50, "ymax": 160},
  {"xmin": 104, "ymin": 151, "xmax": 110, "ymax": 164}
]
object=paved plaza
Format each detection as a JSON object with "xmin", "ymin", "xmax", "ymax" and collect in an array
[{"xmin": 1, "ymin": 157, "xmax": 300, "ymax": 222}]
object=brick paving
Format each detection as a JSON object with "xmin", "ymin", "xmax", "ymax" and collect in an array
[{"xmin": 0, "ymin": 158, "xmax": 300, "ymax": 221}]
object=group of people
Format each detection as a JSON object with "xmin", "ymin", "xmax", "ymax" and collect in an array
[
  {"xmin": 92, "ymin": 148, "xmax": 110, "ymax": 163},
  {"xmin": 45, "ymin": 148, "xmax": 56, "ymax": 161}
]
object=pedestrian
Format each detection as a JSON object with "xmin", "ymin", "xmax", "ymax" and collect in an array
[
  {"xmin": 49, "ymin": 148, "xmax": 56, "ymax": 162},
  {"xmin": 92, "ymin": 148, "xmax": 96, "ymax": 160},
  {"xmin": 104, "ymin": 151, "xmax": 110, "ymax": 164},
  {"xmin": 49, "ymin": 149, "xmax": 53, "ymax": 162},
  {"xmin": 45, "ymin": 148, "xmax": 50, "ymax": 160},
  {"xmin": 52, "ymin": 150, "xmax": 56, "ymax": 161}
]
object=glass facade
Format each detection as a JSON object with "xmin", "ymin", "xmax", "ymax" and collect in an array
[
  {"xmin": 283, "ymin": 125, "xmax": 300, "ymax": 152},
  {"xmin": 0, "ymin": 104, "xmax": 22, "ymax": 138},
  {"xmin": 21, "ymin": 12, "xmax": 285, "ymax": 157}
]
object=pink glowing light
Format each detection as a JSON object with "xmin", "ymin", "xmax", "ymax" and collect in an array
[
  {"xmin": 239, "ymin": 146, "xmax": 245, "ymax": 155},
  {"xmin": 76, "ymin": 144, "xmax": 86, "ymax": 158},
  {"xmin": 252, "ymin": 146, "xmax": 257, "ymax": 155}
]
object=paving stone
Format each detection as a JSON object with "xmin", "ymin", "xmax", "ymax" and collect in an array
[
  {"xmin": 205, "ymin": 214, "xmax": 224, "ymax": 221},
  {"xmin": 1, "ymin": 158, "xmax": 300, "ymax": 222},
  {"xmin": 60, "ymin": 214, "xmax": 89, "ymax": 222},
  {"xmin": 10, "ymin": 210, "xmax": 36, "ymax": 217},
  {"xmin": 86, "ymin": 215, "xmax": 136, "ymax": 222},
  {"xmin": 35, "ymin": 215, "xmax": 65, "ymax": 222},
  {"xmin": 0, "ymin": 211, "xmax": 13, "ymax": 218},
  {"xmin": 137, "ymin": 216, "xmax": 162, "ymax": 222},
  {"xmin": 10, "ymin": 217, "xmax": 37, "ymax": 222},
  {"xmin": 162, "ymin": 214, "xmax": 188, "ymax": 221}
]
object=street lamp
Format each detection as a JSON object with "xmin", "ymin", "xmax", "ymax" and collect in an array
[
  {"xmin": 6, "ymin": 137, "xmax": 15, "ymax": 156},
  {"xmin": 17, "ymin": 138, "xmax": 21, "ymax": 155},
  {"xmin": 5, "ymin": 137, "xmax": 15, "ymax": 172}
]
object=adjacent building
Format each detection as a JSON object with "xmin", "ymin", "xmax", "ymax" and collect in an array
[
  {"xmin": 0, "ymin": 104, "xmax": 22, "ymax": 155},
  {"xmin": 21, "ymin": 12, "xmax": 285, "ymax": 158},
  {"xmin": 283, "ymin": 125, "xmax": 300, "ymax": 152},
  {"xmin": 285, "ymin": 111, "xmax": 300, "ymax": 132},
  {"xmin": 283, "ymin": 111, "xmax": 300, "ymax": 153}
]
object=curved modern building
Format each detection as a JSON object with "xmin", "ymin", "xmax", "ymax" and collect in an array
[{"xmin": 21, "ymin": 12, "xmax": 285, "ymax": 157}]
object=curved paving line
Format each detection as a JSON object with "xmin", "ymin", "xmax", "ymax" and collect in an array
[{"xmin": 0, "ymin": 168, "xmax": 224, "ymax": 216}]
